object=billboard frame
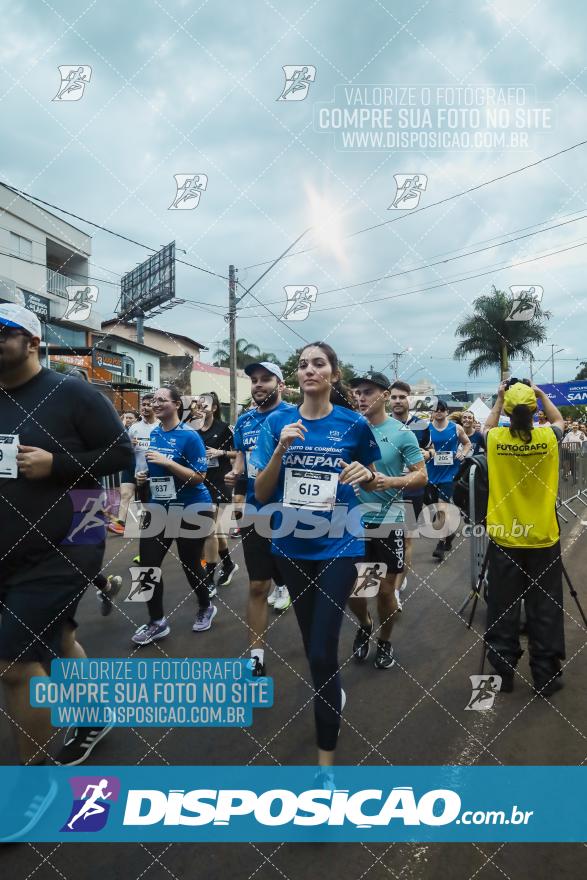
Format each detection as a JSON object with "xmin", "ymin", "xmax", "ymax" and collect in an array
[{"xmin": 119, "ymin": 242, "xmax": 175, "ymax": 319}]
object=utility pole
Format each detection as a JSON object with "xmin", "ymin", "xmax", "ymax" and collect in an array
[
  {"xmin": 529, "ymin": 353, "xmax": 534, "ymax": 383},
  {"xmin": 135, "ymin": 310, "xmax": 144, "ymax": 346},
  {"xmin": 551, "ymin": 344, "xmax": 555, "ymax": 383},
  {"xmin": 228, "ymin": 265, "xmax": 237, "ymax": 424}
]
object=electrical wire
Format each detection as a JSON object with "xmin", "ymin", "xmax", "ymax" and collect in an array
[{"xmin": 242, "ymin": 139, "xmax": 587, "ymax": 270}]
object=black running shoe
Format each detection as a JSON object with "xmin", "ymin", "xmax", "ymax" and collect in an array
[
  {"xmin": 249, "ymin": 656, "xmax": 266, "ymax": 677},
  {"xmin": 374, "ymin": 639, "xmax": 395, "ymax": 669},
  {"xmin": 352, "ymin": 616, "xmax": 373, "ymax": 662},
  {"xmin": 533, "ymin": 677, "xmax": 564, "ymax": 698},
  {"xmin": 432, "ymin": 541, "xmax": 445, "ymax": 561},
  {"xmin": 217, "ymin": 562, "xmax": 239, "ymax": 587},
  {"xmin": 55, "ymin": 726, "xmax": 112, "ymax": 766}
]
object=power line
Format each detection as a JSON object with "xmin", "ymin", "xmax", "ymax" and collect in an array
[
  {"xmin": 0, "ymin": 181, "xmax": 229, "ymax": 281},
  {"xmin": 238, "ymin": 238, "xmax": 587, "ymax": 318},
  {"xmin": 238, "ymin": 211, "xmax": 587, "ymax": 310},
  {"xmin": 242, "ymin": 140, "xmax": 587, "ymax": 270}
]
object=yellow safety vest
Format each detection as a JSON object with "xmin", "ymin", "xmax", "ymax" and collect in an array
[{"xmin": 486, "ymin": 426, "xmax": 559, "ymax": 548}]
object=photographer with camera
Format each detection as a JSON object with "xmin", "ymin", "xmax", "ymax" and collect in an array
[{"xmin": 483, "ymin": 379, "xmax": 565, "ymax": 697}]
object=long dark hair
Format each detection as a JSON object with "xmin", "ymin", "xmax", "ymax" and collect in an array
[
  {"xmin": 161, "ymin": 384, "xmax": 184, "ymax": 420},
  {"xmin": 207, "ymin": 391, "xmax": 222, "ymax": 422},
  {"xmin": 301, "ymin": 341, "xmax": 356, "ymax": 410},
  {"xmin": 509, "ymin": 404, "xmax": 533, "ymax": 444}
]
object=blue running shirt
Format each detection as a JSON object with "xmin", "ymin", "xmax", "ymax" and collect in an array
[
  {"xmin": 251, "ymin": 405, "xmax": 381, "ymax": 560},
  {"xmin": 427, "ymin": 421, "xmax": 460, "ymax": 484},
  {"xmin": 147, "ymin": 422, "xmax": 212, "ymax": 506},
  {"xmin": 233, "ymin": 401, "xmax": 295, "ymax": 509}
]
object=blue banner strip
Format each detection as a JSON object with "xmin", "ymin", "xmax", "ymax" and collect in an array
[{"xmin": 0, "ymin": 766, "xmax": 585, "ymax": 843}]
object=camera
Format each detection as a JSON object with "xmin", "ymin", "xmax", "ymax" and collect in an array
[{"xmin": 504, "ymin": 377, "xmax": 531, "ymax": 390}]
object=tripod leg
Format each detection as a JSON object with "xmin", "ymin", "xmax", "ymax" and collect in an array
[{"xmin": 562, "ymin": 563, "xmax": 587, "ymax": 628}]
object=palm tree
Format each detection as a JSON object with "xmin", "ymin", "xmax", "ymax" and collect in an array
[
  {"xmin": 212, "ymin": 338, "xmax": 262, "ymax": 368},
  {"xmin": 454, "ymin": 286, "xmax": 550, "ymax": 379}
]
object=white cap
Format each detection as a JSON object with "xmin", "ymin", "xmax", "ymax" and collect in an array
[
  {"xmin": 0, "ymin": 303, "xmax": 42, "ymax": 338},
  {"xmin": 244, "ymin": 361, "xmax": 284, "ymax": 381}
]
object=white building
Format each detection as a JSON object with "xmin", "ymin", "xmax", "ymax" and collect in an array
[{"xmin": 0, "ymin": 182, "xmax": 101, "ymax": 350}]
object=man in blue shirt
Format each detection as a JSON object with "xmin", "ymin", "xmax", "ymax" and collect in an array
[
  {"xmin": 225, "ymin": 362, "xmax": 295, "ymax": 676},
  {"xmin": 349, "ymin": 372, "xmax": 427, "ymax": 669},
  {"xmin": 424, "ymin": 400, "xmax": 470, "ymax": 562}
]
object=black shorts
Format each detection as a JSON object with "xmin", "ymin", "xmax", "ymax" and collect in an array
[
  {"xmin": 206, "ymin": 482, "xmax": 232, "ymax": 507},
  {"xmin": 424, "ymin": 482, "xmax": 454, "ymax": 505},
  {"xmin": 120, "ymin": 468, "xmax": 135, "ymax": 485},
  {"xmin": 240, "ymin": 522, "xmax": 283, "ymax": 584},
  {"xmin": 0, "ymin": 544, "xmax": 104, "ymax": 663},
  {"xmin": 364, "ymin": 522, "xmax": 405, "ymax": 574},
  {"xmin": 404, "ymin": 495, "xmax": 424, "ymax": 524}
]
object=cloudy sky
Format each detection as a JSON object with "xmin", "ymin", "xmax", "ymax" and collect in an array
[{"xmin": 2, "ymin": 0, "xmax": 586, "ymax": 393}]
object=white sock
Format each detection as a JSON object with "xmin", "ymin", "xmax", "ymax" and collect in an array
[{"xmin": 251, "ymin": 648, "xmax": 264, "ymax": 663}]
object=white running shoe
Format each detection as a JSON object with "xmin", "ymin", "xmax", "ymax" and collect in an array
[
  {"xmin": 341, "ymin": 688, "xmax": 346, "ymax": 712},
  {"xmin": 395, "ymin": 589, "xmax": 403, "ymax": 612},
  {"xmin": 267, "ymin": 585, "xmax": 278, "ymax": 606},
  {"xmin": 273, "ymin": 585, "xmax": 292, "ymax": 612},
  {"xmin": 399, "ymin": 575, "xmax": 408, "ymax": 593}
]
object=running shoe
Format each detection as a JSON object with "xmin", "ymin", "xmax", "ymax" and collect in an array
[
  {"xmin": 314, "ymin": 768, "xmax": 336, "ymax": 792},
  {"xmin": 374, "ymin": 639, "xmax": 395, "ymax": 670},
  {"xmin": 432, "ymin": 541, "xmax": 445, "ymax": 561},
  {"xmin": 98, "ymin": 575, "xmax": 123, "ymax": 617},
  {"xmin": 217, "ymin": 562, "xmax": 239, "ymax": 587},
  {"xmin": 229, "ymin": 527, "xmax": 240, "ymax": 538},
  {"xmin": 132, "ymin": 554, "xmax": 141, "ymax": 564},
  {"xmin": 55, "ymin": 726, "xmax": 113, "ymax": 766},
  {"xmin": 107, "ymin": 521, "xmax": 125, "ymax": 536},
  {"xmin": 192, "ymin": 605, "xmax": 217, "ymax": 632},
  {"xmin": 0, "ymin": 767, "xmax": 58, "ymax": 843},
  {"xmin": 132, "ymin": 619, "xmax": 170, "ymax": 645},
  {"xmin": 207, "ymin": 581, "xmax": 218, "ymax": 599},
  {"xmin": 248, "ymin": 656, "xmax": 266, "ymax": 677},
  {"xmin": 341, "ymin": 688, "xmax": 346, "ymax": 712},
  {"xmin": 399, "ymin": 575, "xmax": 408, "ymax": 593},
  {"xmin": 267, "ymin": 585, "xmax": 278, "ymax": 606},
  {"xmin": 533, "ymin": 677, "xmax": 564, "ymax": 698},
  {"xmin": 395, "ymin": 589, "xmax": 403, "ymax": 612},
  {"xmin": 273, "ymin": 585, "xmax": 292, "ymax": 612},
  {"xmin": 352, "ymin": 615, "xmax": 373, "ymax": 662}
]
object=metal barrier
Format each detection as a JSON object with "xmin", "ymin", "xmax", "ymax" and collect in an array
[{"xmin": 468, "ymin": 442, "xmax": 587, "ymax": 585}]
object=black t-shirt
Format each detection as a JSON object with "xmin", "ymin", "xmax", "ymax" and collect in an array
[
  {"xmin": 0, "ymin": 368, "xmax": 133, "ymax": 580},
  {"xmin": 197, "ymin": 420, "xmax": 233, "ymax": 490}
]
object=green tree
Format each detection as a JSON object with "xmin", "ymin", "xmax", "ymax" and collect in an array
[
  {"xmin": 575, "ymin": 362, "xmax": 587, "ymax": 380},
  {"xmin": 454, "ymin": 286, "xmax": 550, "ymax": 379},
  {"xmin": 212, "ymin": 339, "xmax": 281, "ymax": 369},
  {"xmin": 212, "ymin": 338, "xmax": 259, "ymax": 368}
]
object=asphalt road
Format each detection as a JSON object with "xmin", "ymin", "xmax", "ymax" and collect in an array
[{"xmin": 2, "ymin": 509, "xmax": 587, "ymax": 879}]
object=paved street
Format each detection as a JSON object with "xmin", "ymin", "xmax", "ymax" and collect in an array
[{"xmin": 2, "ymin": 509, "xmax": 586, "ymax": 878}]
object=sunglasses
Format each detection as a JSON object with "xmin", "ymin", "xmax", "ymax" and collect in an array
[{"xmin": 0, "ymin": 326, "xmax": 31, "ymax": 340}]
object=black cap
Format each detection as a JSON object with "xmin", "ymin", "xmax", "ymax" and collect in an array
[
  {"xmin": 434, "ymin": 399, "xmax": 449, "ymax": 412},
  {"xmin": 349, "ymin": 371, "xmax": 391, "ymax": 391}
]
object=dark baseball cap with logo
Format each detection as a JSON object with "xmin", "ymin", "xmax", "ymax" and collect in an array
[{"xmin": 349, "ymin": 371, "xmax": 391, "ymax": 391}]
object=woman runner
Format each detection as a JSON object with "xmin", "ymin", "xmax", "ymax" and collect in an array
[
  {"xmin": 132, "ymin": 385, "xmax": 215, "ymax": 644},
  {"xmin": 253, "ymin": 342, "xmax": 380, "ymax": 783}
]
